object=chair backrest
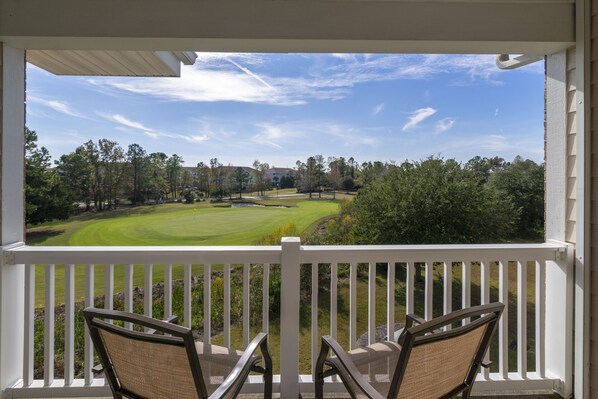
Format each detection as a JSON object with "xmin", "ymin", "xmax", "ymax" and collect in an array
[
  {"xmin": 83, "ymin": 308, "xmax": 208, "ymax": 399},
  {"xmin": 390, "ymin": 302, "xmax": 504, "ymax": 399}
]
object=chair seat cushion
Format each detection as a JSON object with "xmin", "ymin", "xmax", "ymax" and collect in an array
[
  {"xmin": 329, "ymin": 341, "xmax": 401, "ymax": 398},
  {"xmin": 195, "ymin": 341, "xmax": 260, "ymax": 395}
]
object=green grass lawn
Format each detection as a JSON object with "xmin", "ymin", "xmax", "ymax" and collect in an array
[{"xmin": 28, "ymin": 199, "xmax": 340, "ymax": 305}]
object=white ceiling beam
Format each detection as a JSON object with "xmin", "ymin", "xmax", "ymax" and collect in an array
[{"xmin": 0, "ymin": 0, "xmax": 574, "ymax": 54}]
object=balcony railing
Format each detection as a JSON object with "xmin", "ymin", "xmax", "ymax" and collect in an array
[{"xmin": 1, "ymin": 239, "xmax": 573, "ymax": 398}]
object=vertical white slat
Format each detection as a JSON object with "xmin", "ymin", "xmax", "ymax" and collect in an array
[
  {"xmin": 204, "ymin": 264, "xmax": 212, "ymax": 344},
  {"xmin": 184, "ymin": 264, "xmax": 192, "ymax": 328},
  {"xmin": 424, "ymin": 261, "xmax": 433, "ymax": 321},
  {"xmin": 64, "ymin": 264, "xmax": 75, "ymax": 386},
  {"xmin": 44, "ymin": 264, "xmax": 55, "ymax": 387},
  {"xmin": 124, "ymin": 264, "xmax": 133, "ymax": 330},
  {"xmin": 349, "ymin": 262, "xmax": 357, "ymax": 350},
  {"xmin": 144, "ymin": 264, "xmax": 153, "ymax": 320},
  {"xmin": 387, "ymin": 261, "xmax": 395, "ymax": 341},
  {"xmin": 406, "ymin": 262, "xmax": 414, "ymax": 315},
  {"xmin": 243, "ymin": 263, "xmax": 249, "ymax": 348},
  {"xmin": 536, "ymin": 260, "xmax": 546, "ymax": 378},
  {"xmin": 517, "ymin": 260, "xmax": 528, "ymax": 379},
  {"xmin": 23, "ymin": 264, "xmax": 34, "ymax": 387},
  {"xmin": 262, "ymin": 264, "xmax": 269, "ymax": 335},
  {"xmin": 480, "ymin": 260, "xmax": 491, "ymax": 379},
  {"xmin": 84, "ymin": 264, "xmax": 94, "ymax": 385},
  {"xmin": 164, "ymin": 264, "xmax": 173, "ymax": 318},
  {"xmin": 499, "ymin": 260, "xmax": 509, "ymax": 379},
  {"xmin": 331, "ymin": 263, "xmax": 338, "ymax": 340},
  {"xmin": 368, "ymin": 263, "xmax": 376, "ymax": 346},
  {"xmin": 462, "ymin": 261, "xmax": 471, "ymax": 325},
  {"xmin": 311, "ymin": 263, "xmax": 318, "ymax": 375},
  {"xmin": 224, "ymin": 264, "xmax": 231, "ymax": 347},
  {"xmin": 104, "ymin": 264, "xmax": 114, "ymax": 313},
  {"xmin": 443, "ymin": 261, "xmax": 452, "ymax": 332},
  {"xmin": 104, "ymin": 262, "xmax": 114, "ymax": 386}
]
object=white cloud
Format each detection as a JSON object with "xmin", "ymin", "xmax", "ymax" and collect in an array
[
  {"xmin": 402, "ymin": 107, "xmax": 437, "ymax": 131},
  {"xmin": 495, "ymin": 108, "xmax": 500, "ymax": 117},
  {"xmin": 111, "ymin": 114, "xmax": 153, "ymax": 131},
  {"xmin": 436, "ymin": 117, "xmax": 456, "ymax": 133},
  {"xmin": 372, "ymin": 103, "xmax": 385, "ymax": 116},
  {"xmin": 91, "ymin": 54, "xmax": 527, "ymax": 106},
  {"xmin": 101, "ymin": 113, "xmax": 209, "ymax": 144},
  {"xmin": 28, "ymin": 96, "xmax": 87, "ymax": 118}
]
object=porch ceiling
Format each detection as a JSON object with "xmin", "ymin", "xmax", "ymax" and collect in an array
[
  {"xmin": 1, "ymin": 0, "xmax": 575, "ymax": 56},
  {"xmin": 26, "ymin": 50, "xmax": 197, "ymax": 77}
]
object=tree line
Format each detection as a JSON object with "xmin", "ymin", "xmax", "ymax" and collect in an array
[
  {"xmin": 25, "ymin": 127, "xmax": 545, "ymax": 244},
  {"xmin": 321, "ymin": 156, "xmax": 545, "ymax": 244}
]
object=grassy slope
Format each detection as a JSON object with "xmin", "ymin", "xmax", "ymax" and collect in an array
[{"xmin": 28, "ymin": 199, "xmax": 339, "ymax": 305}]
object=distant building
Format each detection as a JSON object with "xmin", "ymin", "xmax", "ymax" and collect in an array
[{"xmin": 265, "ymin": 167, "xmax": 294, "ymax": 186}]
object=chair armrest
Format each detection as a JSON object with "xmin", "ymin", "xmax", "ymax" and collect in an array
[
  {"xmin": 405, "ymin": 313, "xmax": 426, "ymax": 328},
  {"xmin": 209, "ymin": 332, "xmax": 272, "ymax": 399},
  {"xmin": 397, "ymin": 313, "xmax": 426, "ymax": 344},
  {"xmin": 315, "ymin": 335, "xmax": 384, "ymax": 399},
  {"xmin": 148, "ymin": 315, "xmax": 179, "ymax": 334}
]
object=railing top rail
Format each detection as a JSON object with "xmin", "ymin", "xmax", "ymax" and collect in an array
[
  {"xmin": 2, "ymin": 241, "xmax": 567, "ymax": 265},
  {"xmin": 300, "ymin": 242, "xmax": 566, "ymax": 263},
  {"xmin": 3, "ymin": 245, "xmax": 282, "ymax": 265}
]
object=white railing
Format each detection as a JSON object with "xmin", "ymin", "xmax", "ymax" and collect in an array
[{"xmin": 2, "ymin": 239, "xmax": 573, "ymax": 398}]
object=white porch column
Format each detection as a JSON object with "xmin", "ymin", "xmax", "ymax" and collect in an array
[
  {"xmin": 545, "ymin": 50, "xmax": 574, "ymax": 398},
  {"xmin": 0, "ymin": 43, "xmax": 25, "ymax": 391},
  {"xmin": 280, "ymin": 237, "xmax": 301, "ymax": 398}
]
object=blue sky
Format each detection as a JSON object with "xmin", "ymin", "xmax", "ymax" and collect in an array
[{"xmin": 26, "ymin": 53, "xmax": 544, "ymax": 168}]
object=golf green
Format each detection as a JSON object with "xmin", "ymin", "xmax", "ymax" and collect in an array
[{"xmin": 28, "ymin": 199, "xmax": 340, "ymax": 304}]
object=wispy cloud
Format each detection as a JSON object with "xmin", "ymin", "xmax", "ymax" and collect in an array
[
  {"xmin": 436, "ymin": 117, "xmax": 456, "ymax": 133},
  {"xmin": 101, "ymin": 113, "xmax": 209, "ymax": 144},
  {"xmin": 495, "ymin": 108, "xmax": 500, "ymax": 117},
  {"xmin": 250, "ymin": 120, "xmax": 379, "ymax": 149},
  {"xmin": 91, "ymin": 54, "xmax": 532, "ymax": 106},
  {"xmin": 372, "ymin": 103, "xmax": 385, "ymax": 116},
  {"xmin": 28, "ymin": 96, "xmax": 87, "ymax": 118},
  {"xmin": 403, "ymin": 107, "xmax": 437, "ymax": 131}
]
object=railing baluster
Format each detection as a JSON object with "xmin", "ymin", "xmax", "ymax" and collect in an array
[
  {"xmin": 480, "ymin": 260, "xmax": 490, "ymax": 379},
  {"xmin": 164, "ymin": 264, "xmax": 172, "ymax": 318},
  {"xmin": 84, "ymin": 264, "xmax": 94, "ymax": 385},
  {"xmin": 349, "ymin": 262, "xmax": 357, "ymax": 350},
  {"xmin": 243, "ymin": 263, "xmax": 249, "ymax": 348},
  {"xmin": 224, "ymin": 263, "xmax": 231, "ymax": 347},
  {"xmin": 104, "ymin": 264, "xmax": 114, "ymax": 314},
  {"xmin": 124, "ymin": 264, "xmax": 133, "ymax": 330},
  {"xmin": 387, "ymin": 261, "xmax": 395, "ymax": 341},
  {"xmin": 311, "ymin": 263, "xmax": 318, "ymax": 375},
  {"xmin": 425, "ymin": 261, "xmax": 433, "ymax": 320},
  {"xmin": 331, "ymin": 263, "xmax": 338, "ymax": 340},
  {"xmin": 499, "ymin": 260, "xmax": 509, "ymax": 379},
  {"xmin": 104, "ymin": 262, "xmax": 114, "ymax": 385},
  {"xmin": 65, "ymin": 264, "xmax": 75, "ymax": 386},
  {"xmin": 144, "ymin": 264, "xmax": 153, "ymax": 331},
  {"xmin": 23, "ymin": 264, "xmax": 34, "ymax": 387},
  {"xmin": 44, "ymin": 264, "xmax": 55, "ymax": 387},
  {"xmin": 368, "ymin": 262, "xmax": 376, "ymax": 345},
  {"xmin": 536, "ymin": 260, "xmax": 546, "ymax": 378},
  {"xmin": 204, "ymin": 264, "xmax": 211, "ymax": 344},
  {"xmin": 184, "ymin": 263, "xmax": 192, "ymax": 328},
  {"xmin": 462, "ymin": 261, "xmax": 471, "ymax": 325},
  {"xmin": 443, "ymin": 261, "xmax": 452, "ymax": 331},
  {"xmin": 518, "ymin": 260, "xmax": 528, "ymax": 379},
  {"xmin": 406, "ymin": 262, "xmax": 414, "ymax": 315},
  {"xmin": 262, "ymin": 263, "xmax": 269, "ymax": 335}
]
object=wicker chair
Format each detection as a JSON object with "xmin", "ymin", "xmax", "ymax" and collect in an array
[
  {"xmin": 315, "ymin": 302, "xmax": 504, "ymax": 399},
  {"xmin": 83, "ymin": 307, "xmax": 272, "ymax": 399}
]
